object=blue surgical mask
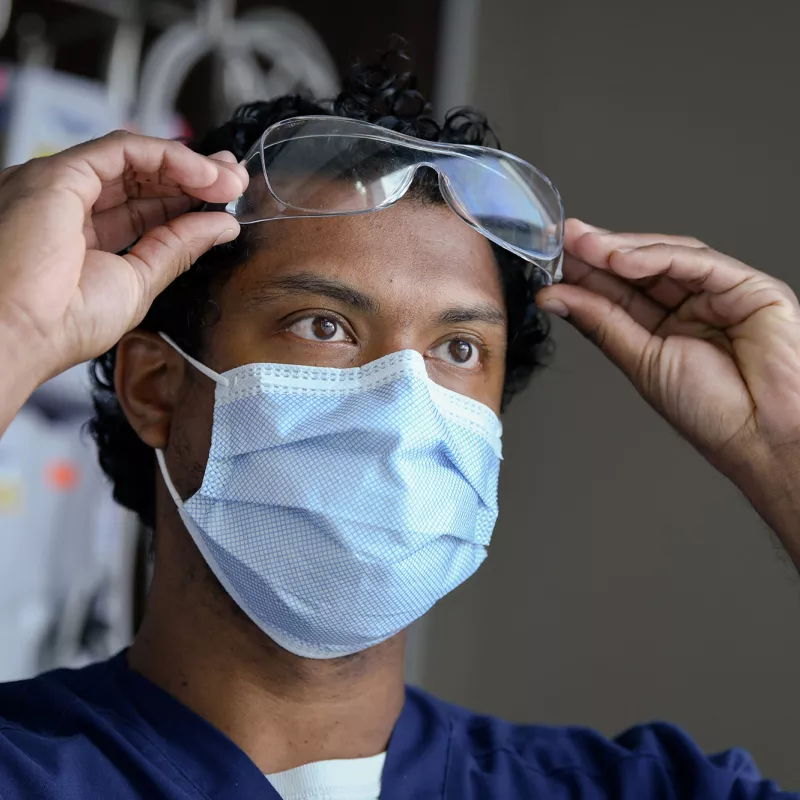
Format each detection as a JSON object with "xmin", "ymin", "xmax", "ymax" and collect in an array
[{"xmin": 155, "ymin": 335, "xmax": 502, "ymax": 659}]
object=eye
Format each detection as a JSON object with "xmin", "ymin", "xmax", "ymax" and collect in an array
[
  {"xmin": 287, "ymin": 315, "xmax": 350, "ymax": 343},
  {"xmin": 430, "ymin": 338, "xmax": 482, "ymax": 369}
]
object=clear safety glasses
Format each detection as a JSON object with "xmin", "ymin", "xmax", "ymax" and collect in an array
[{"xmin": 226, "ymin": 115, "xmax": 565, "ymax": 283}]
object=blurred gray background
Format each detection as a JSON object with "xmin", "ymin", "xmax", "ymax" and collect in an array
[{"xmin": 421, "ymin": 0, "xmax": 800, "ymax": 789}]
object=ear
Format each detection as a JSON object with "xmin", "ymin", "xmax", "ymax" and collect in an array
[{"xmin": 114, "ymin": 331, "xmax": 188, "ymax": 450}]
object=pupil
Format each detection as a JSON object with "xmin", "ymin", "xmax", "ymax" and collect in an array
[
  {"xmin": 450, "ymin": 340, "xmax": 472, "ymax": 362},
  {"xmin": 313, "ymin": 318, "xmax": 337, "ymax": 339}
]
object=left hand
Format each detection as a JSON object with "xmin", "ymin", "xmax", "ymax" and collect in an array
[{"xmin": 537, "ymin": 219, "xmax": 800, "ymax": 537}]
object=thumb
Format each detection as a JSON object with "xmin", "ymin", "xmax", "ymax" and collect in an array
[
  {"xmin": 537, "ymin": 284, "xmax": 656, "ymax": 378},
  {"xmin": 123, "ymin": 211, "xmax": 239, "ymax": 310}
]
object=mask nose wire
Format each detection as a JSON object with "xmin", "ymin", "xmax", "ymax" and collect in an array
[{"xmin": 158, "ymin": 332, "xmax": 230, "ymax": 387}]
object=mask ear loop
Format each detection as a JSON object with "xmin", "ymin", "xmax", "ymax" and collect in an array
[
  {"xmin": 155, "ymin": 449, "xmax": 184, "ymax": 508},
  {"xmin": 158, "ymin": 332, "xmax": 230, "ymax": 387},
  {"xmin": 155, "ymin": 332, "xmax": 230, "ymax": 507}
]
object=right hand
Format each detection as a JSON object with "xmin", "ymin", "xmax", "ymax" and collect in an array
[{"xmin": 0, "ymin": 130, "xmax": 248, "ymax": 389}]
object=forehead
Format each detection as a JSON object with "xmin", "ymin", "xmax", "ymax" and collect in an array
[{"xmin": 222, "ymin": 198, "xmax": 503, "ymax": 312}]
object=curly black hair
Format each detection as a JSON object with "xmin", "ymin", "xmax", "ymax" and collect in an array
[{"xmin": 89, "ymin": 53, "xmax": 552, "ymax": 529}]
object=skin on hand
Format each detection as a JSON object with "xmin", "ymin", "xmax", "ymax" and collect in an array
[
  {"xmin": 538, "ymin": 218, "xmax": 800, "ymax": 558},
  {"xmin": 0, "ymin": 130, "xmax": 248, "ymax": 433}
]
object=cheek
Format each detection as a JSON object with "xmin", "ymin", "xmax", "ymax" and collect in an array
[
  {"xmin": 483, "ymin": 358, "xmax": 507, "ymax": 416},
  {"xmin": 473, "ymin": 336, "xmax": 507, "ymax": 415},
  {"xmin": 426, "ymin": 351, "xmax": 506, "ymax": 415},
  {"xmin": 168, "ymin": 377, "xmax": 216, "ymax": 500}
]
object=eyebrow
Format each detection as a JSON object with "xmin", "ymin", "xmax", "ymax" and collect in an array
[
  {"xmin": 437, "ymin": 304, "xmax": 506, "ymax": 327},
  {"xmin": 245, "ymin": 271, "xmax": 506, "ymax": 327},
  {"xmin": 245, "ymin": 273, "xmax": 380, "ymax": 315}
]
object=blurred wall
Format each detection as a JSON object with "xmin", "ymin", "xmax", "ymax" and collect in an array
[{"xmin": 422, "ymin": 0, "xmax": 800, "ymax": 788}]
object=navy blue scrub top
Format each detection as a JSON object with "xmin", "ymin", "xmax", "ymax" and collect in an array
[{"xmin": 0, "ymin": 652, "xmax": 794, "ymax": 799}]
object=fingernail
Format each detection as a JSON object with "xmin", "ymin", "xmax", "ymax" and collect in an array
[
  {"xmin": 213, "ymin": 228, "xmax": 238, "ymax": 246},
  {"xmin": 538, "ymin": 298, "xmax": 569, "ymax": 318},
  {"xmin": 208, "ymin": 150, "xmax": 237, "ymax": 164},
  {"xmin": 613, "ymin": 248, "xmax": 634, "ymax": 254}
]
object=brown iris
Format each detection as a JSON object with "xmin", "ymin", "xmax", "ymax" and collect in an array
[
  {"xmin": 312, "ymin": 317, "xmax": 338, "ymax": 340},
  {"xmin": 448, "ymin": 339, "xmax": 473, "ymax": 363}
]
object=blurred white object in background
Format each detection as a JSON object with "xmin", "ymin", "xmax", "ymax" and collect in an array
[
  {"xmin": 136, "ymin": 1, "xmax": 339, "ymax": 136},
  {"xmin": 3, "ymin": 65, "xmax": 125, "ymax": 166}
]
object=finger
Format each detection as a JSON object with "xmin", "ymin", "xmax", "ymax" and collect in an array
[
  {"xmin": 564, "ymin": 218, "xmax": 610, "ymax": 246},
  {"xmin": 561, "ymin": 253, "xmax": 669, "ymax": 332},
  {"xmin": 580, "ymin": 231, "xmax": 708, "ymax": 251},
  {"xmin": 90, "ymin": 195, "xmax": 194, "ymax": 253},
  {"xmin": 122, "ymin": 212, "xmax": 239, "ymax": 314},
  {"xmin": 605, "ymin": 243, "xmax": 758, "ymax": 294},
  {"xmin": 124, "ymin": 151, "xmax": 248, "ymax": 194},
  {"xmin": 672, "ymin": 272, "xmax": 799, "ymax": 329},
  {"xmin": 91, "ymin": 149, "xmax": 247, "ymax": 214},
  {"xmin": 537, "ymin": 283, "xmax": 659, "ymax": 379},
  {"xmin": 126, "ymin": 151, "xmax": 246, "ymax": 193},
  {"xmin": 564, "ymin": 221, "xmax": 705, "ymax": 307},
  {"xmin": 92, "ymin": 180, "xmax": 185, "ymax": 212},
  {"xmin": 564, "ymin": 218, "xmax": 706, "ymax": 252},
  {"xmin": 208, "ymin": 150, "xmax": 239, "ymax": 164},
  {"xmin": 48, "ymin": 132, "xmax": 247, "ymax": 212},
  {"xmin": 626, "ymin": 273, "xmax": 690, "ymax": 310},
  {"xmin": 564, "ymin": 222, "xmax": 692, "ymax": 310}
]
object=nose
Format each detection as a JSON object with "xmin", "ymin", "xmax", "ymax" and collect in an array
[{"xmin": 359, "ymin": 328, "xmax": 424, "ymax": 367}]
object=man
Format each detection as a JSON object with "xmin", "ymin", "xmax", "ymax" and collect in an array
[{"xmin": 0, "ymin": 57, "xmax": 799, "ymax": 799}]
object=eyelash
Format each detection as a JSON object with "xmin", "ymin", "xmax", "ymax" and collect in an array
[
  {"xmin": 283, "ymin": 312, "xmax": 355, "ymax": 343},
  {"xmin": 283, "ymin": 312, "xmax": 487, "ymax": 370},
  {"xmin": 429, "ymin": 337, "xmax": 486, "ymax": 370}
]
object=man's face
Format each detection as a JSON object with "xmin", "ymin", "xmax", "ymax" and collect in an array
[
  {"xmin": 209, "ymin": 199, "xmax": 507, "ymax": 397},
  {"xmin": 127, "ymin": 197, "xmax": 508, "ymax": 502}
]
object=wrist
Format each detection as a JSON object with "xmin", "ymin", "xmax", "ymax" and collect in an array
[
  {"xmin": 727, "ymin": 445, "xmax": 800, "ymax": 565},
  {"xmin": 0, "ymin": 318, "xmax": 48, "ymax": 434}
]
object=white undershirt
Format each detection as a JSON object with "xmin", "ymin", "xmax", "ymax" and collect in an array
[{"xmin": 265, "ymin": 752, "xmax": 386, "ymax": 800}]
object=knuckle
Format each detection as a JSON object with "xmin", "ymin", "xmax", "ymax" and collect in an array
[
  {"xmin": 9, "ymin": 157, "xmax": 48, "ymax": 185},
  {"xmin": 48, "ymin": 158, "xmax": 92, "ymax": 189},
  {"xmin": 155, "ymin": 222, "xmax": 193, "ymax": 269},
  {"xmin": 647, "ymin": 242, "xmax": 674, "ymax": 255},
  {"xmin": 684, "ymin": 236, "xmax": 707, "ymax": 248},
  {"xmin": 583, "ymin": 297, "xmax": 622, "ymax": 349},
  {"xmin": 585, "ymin": 322, "xmax": 608, "ymax": 350},
  {"xmin": 634, "ymin": 337, "xmax": 663, "ymax": 395},
  {"xmin": 150, "ymin": 222, "xmax": 181, "ymax": 250},
  {"xmin": 127, "ymin": 200, "xmax": 147, "ymax": 239},
  {"xmin": 105, "ymin": 129, "xmax": 131, "ymax": 142},
  {"xmin": 774, "ymin": 279, "xmax": 798, "ymax": 303},
  {"xmin": 615, "ymin": 286, "xmax": 638, "ymax": 314},
  {"xmin": 10, "ymin": 155, "xmax": 87, "ymax": 200}
]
